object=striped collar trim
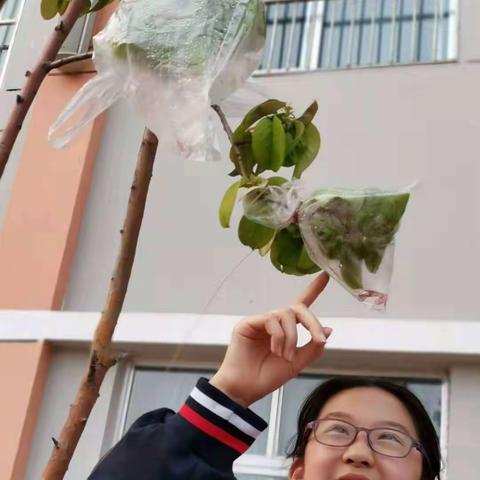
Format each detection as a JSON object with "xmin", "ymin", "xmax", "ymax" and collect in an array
[{"xmin": 178, "ymin": 378, "xmax": 268, "ymax": 454}]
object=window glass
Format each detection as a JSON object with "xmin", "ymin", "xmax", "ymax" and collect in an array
[
  {"xmin": 405, "ymin": 380, "xmax": 442, "ymax": 435},
  {"xmin": 260, "ymin": 0, "xmax": 456, "ymax": 72},
  {"xmin": 278, "ymin": 376, "xmax": 325, "ymax": 455},
  {"xmin": 0, "ymin": 0, "xmax": 22, "ymax": 74}
]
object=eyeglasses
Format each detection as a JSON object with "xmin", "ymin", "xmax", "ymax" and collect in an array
[{"xmin": 306, "ymin": 418, "xmax": 424, "ymax": 459}]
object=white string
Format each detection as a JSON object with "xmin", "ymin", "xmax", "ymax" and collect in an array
[{"xmin": 164, "ymin": 249, "xmax": 254, "ymax": 371}]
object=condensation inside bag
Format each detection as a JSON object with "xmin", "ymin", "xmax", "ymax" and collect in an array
[
  {"xmin": 49, "ymin": 0, "xmax": 266, "ymax": 162},
  {"xmin": 244, "ymin": 183, "xmax": 411, "ymax": 310},
  {"xmin": 242, "ymin": 181, "xmax": 304, "ymax": 230}
]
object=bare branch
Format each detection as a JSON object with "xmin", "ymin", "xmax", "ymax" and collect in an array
[
  {"xmin": 0, "ymin": 0, "xmax": 87, "ymax": 180},
  {"xmin": 46, "ymin": 51, "xmax": 93, "ymax": 71},
  {"xmin": 211, "ymin": 104, "xmax": 247, "ymax": 178},
  {"xmin": 42, "ymin": 129, "xmax": 159, "ymax": 480}
]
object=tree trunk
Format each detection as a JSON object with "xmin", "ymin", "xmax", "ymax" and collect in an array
[
  {"xmin": 42, "ymin": 128, "xmax": 159, "ymax": 480},
  {"xmin": 0, "ymin": 0, "xmax": 87, "ymax": 180}
]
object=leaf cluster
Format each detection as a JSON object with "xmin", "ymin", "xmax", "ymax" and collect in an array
[
  {"xmin": 307, "ymin": 192, "xmax": 410, "ymax": 289},
  {"xmin": 218, "ymin": 99, "xmax": 322, "ymax": 276},
  {"xmin": 40, "ymin": 0, "xmax": 113, "ymax": 20}
]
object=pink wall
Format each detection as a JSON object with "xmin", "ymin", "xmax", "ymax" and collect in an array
[
  {"xmin": 0, "ymin": 342, "xmax": 50, "ymax": 480},
  {"xmin": 0, "ymin": 73, "xmax": 105, "ymax": 309}
]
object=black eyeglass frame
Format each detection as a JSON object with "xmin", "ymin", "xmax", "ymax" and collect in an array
[{"xmin": 305, "ymin": 418, "xmax": 426, "ymax": 459}]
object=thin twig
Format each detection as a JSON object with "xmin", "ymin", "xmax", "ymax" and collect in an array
[
  {"xmin": 211, "ymin": 104, "xmax": 247, "ymax": 178},
  {"xmin": 42, "ymin": 129, "xmax": 159, "ymax": 480},
  {"xmin": 47, "ymin": 51, "xmax": 93, "ymax": 71}
]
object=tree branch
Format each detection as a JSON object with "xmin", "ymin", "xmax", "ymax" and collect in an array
[
  {"xmin": 42, "ymin": 128, "xmax": 159, "ymax": 480},
  {"xmin": 211, "ymin": 104, "xmax": 247, "ymax": 178},
  {"xmin": 46, "ymin": 51, "xmax": 93, "ymax": 71},
  {"xmin": 0, "ymin": 0, "xmax": 87, "ymax": 181}
]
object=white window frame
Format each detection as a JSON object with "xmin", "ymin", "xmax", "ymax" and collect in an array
[
  {"xmin": 256, "ymin": 0, "xmax": 460, "ymax": 76},
  {"xmin": 0, "ymin": 0, "xmax": 26, "ymax": 87}
]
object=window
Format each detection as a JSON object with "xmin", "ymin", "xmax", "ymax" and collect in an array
[
  {"xmin": 0, "ymin": 0, "xmax": 22, "ymax": 78},
  {"xmin": 258, "ymin": 0, "xmax": 458, "ymax": 73},
  {"xmin": 119, "ymin": 367, "xmax": 444, "ymax": 480}
]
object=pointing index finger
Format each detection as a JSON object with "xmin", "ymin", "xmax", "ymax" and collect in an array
[{"xmin": 295, "ymin": 272, "xmax": 330, "ymax": 307}]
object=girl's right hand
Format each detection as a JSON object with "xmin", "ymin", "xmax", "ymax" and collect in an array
[{"xmin": 210, "ymin": 272, "xmax": 332, "ymax": 407}]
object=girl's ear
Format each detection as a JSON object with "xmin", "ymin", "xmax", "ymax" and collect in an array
[{"xmin": 289, "ymin": 457, "xmax": 305, "ymax": 480}]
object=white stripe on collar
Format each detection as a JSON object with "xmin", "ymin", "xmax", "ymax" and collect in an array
[{"xmin": 190, "ymin": 387, "xmax": 263, "ymax": 439}]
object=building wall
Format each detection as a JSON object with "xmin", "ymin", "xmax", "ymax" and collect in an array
[
  {"xmin": 64, "ymin": 60, "xmax": 480, "ymax": 321},
  {"xmin": 1, "ymin": 0, "xmax": 480, "ymax": 479},
  {"xmin": 24, "ymin": 348, "xmax": 117, "ymax": 480},
  {"xmin": 447, "ymin": 365, "xmax": 480, "ymax": 479}
]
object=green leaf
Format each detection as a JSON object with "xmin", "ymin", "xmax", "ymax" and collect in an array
[
  {"xmin": 339, "ymin": 250, "xmax": 363, "ymax": 289},
  {"xmin": 284, "ymin": 121, "xmax": 305, "ymax": 167},
  {"xmin": 41, "ymin": 0, "xmax": 58, "ymax": 19},
  {"xmin": 232, "ymin": 99, "xmax": 286, "ymax": 144},
  {"xmin": 283, "ymin": 132, "xmax": 295, "ymax": 167},
  {"xmin": 364, "ymin": 245, "xmax": 384, "ymax": 274},
  {"xmin": 252, "ymin": 117, "xmax": 273, "ymax": 170},
  {"xmin": 290, "ymin": 120, "xmax": 305, "ymax": 150},
  {"xmin": 298, "ymin": 101, "xmax": 318, "ymax": 126},
  {"xmin": 219, "ymin": 181, "xmax": 242, "ymax": 228},
  {"xmin": 292, "ymin": 123, "xmax": 321, "ymax": 179},
  {"xmin": 297, "ymin": 246, "xmax": 321, "ymax": 274},
  {"xmin": 238, "ymin": 216, "xmax": 275, "ymax": 250},
  {"xmin": 357, "ymin": 193, "xmax": 410, "ymax": 246},
  {"xmin": 270, "ymin": 228, "xmax": 320, "ymax": 276},
  {"xmin": 271, "ymin": 116, "xmax": 286, "ymax": 171},
  {"xmin": 259, "ymin": 232, "xmax": 277, "ymax": 256},
  {"xmin": 252, "ymin": 116, "xmax": 286, "ymax": 173},
  {"xmin": 57, "ymin": 0, "xmax": 69, "ymax": 15},
  {"xmin": 267, "ymin": 176, "xmax": 288, "ymax": 186}
]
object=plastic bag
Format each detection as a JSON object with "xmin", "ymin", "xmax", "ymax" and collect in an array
[
  {"xmin": 243, "ymin": 182, "xmax": 411, "ymax": 310},
  {"xmin": 242, "ymin": 180, "xmax": 303, "ymax": 229},
  {"xmin": 49, "ymin": 0, "xmax": 266, "ymax": 162}
]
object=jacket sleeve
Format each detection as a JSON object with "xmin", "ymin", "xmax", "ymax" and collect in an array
[{"xmin": 87, "ymin": 377, "xmax": 268, "ymax": 480}]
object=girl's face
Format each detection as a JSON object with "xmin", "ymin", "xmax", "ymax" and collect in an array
[{"xmin": 290, "ymin": 387, "xmax": 424, "ymax": 480}]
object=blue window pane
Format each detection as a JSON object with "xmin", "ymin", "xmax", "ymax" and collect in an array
[{"xmin": 259, "ymin": 0, "xmax": 455, "ymax": 73}]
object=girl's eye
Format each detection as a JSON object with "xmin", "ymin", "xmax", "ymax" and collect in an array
[
  {"xmin": 377, "ymin": 432, "xmax": 404, "ymax": 444},
  {"xmin": 328, "ymin": 424, "xmax": 350, "ymax": 435}
]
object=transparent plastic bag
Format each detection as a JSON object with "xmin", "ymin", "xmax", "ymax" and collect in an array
[
  {"xmin": 241, "ymin": 183, "xmax": 411, "ymax": 310},
  {"xmin": 49, "ymin": 0, "xmax": 266, "ymax": 162},
  {"xmin": 242, "ymin": 181, "xmax": 303, "ymax": 230}
]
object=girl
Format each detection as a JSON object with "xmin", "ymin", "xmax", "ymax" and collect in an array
[{"xmin": 88, "ymin": 272, "xmax": 441, "ymax": 479}]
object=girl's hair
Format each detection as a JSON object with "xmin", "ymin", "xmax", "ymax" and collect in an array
[{"xmin": 286, "ymin": 377, "xmax": 441, "ymax": 480}]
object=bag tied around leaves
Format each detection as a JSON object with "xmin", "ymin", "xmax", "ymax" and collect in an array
[
  {"xmin": 49, "ymin": 0, "xmax": 266, "ymax": 162},
  {"xmin": 243, "ymin": 182, "xmax": 411, "ymax": 310}
]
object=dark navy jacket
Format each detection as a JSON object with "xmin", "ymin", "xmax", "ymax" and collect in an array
[{"xmin": 88, "ymin": 378, "xmax": 268, "ymax": 479}]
